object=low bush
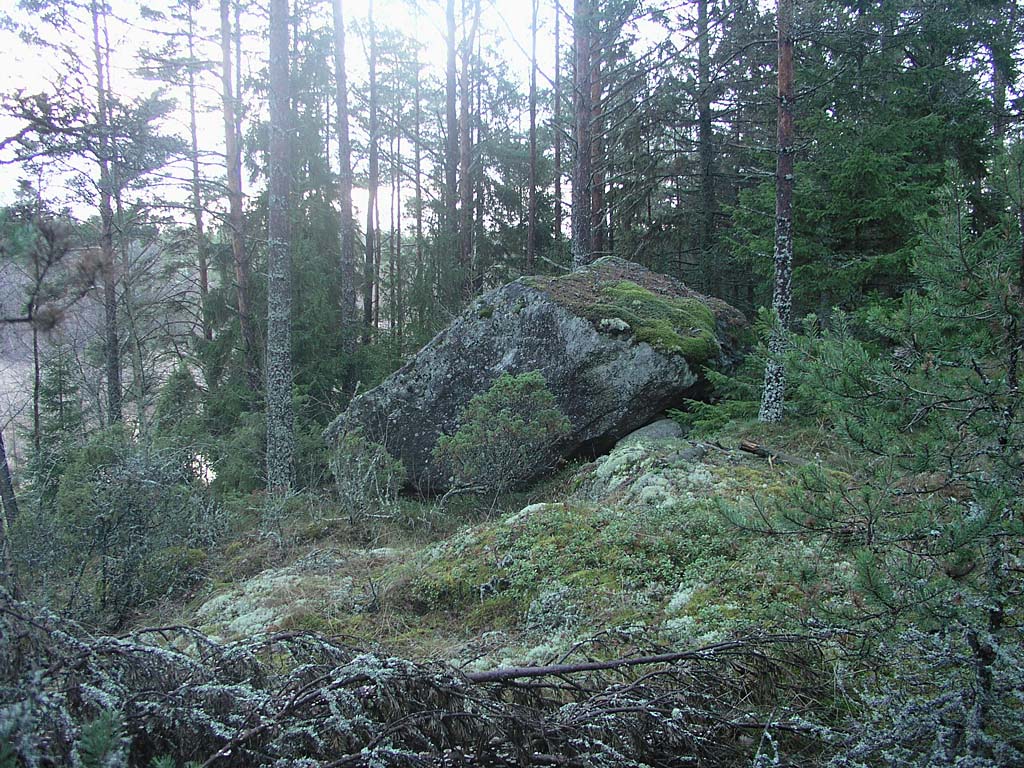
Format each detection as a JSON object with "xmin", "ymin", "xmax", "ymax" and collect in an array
[
  {"xmin": 434, "ymin": 372, "xmax": 570, "ymax": 494},
  {"xmin": 329, "ymin": 430, "xmax": 407, "ymax": 526}
]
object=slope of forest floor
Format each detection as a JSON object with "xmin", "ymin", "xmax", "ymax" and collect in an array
[{"xmin": 174, "ymin": 419, "xmax": 853, "ymax": 672}]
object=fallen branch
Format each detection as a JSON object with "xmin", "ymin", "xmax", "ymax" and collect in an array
[
  {"xmin": 1, "ymin": 589, "xmax": 823, "ymax": 768},
  {"xmin": 739, "ymin": 439, "xmax": 806, "ymax": 466},
  {"xmin": 463, "ymin": 635, "xmax": 801, "ymax": 683}
]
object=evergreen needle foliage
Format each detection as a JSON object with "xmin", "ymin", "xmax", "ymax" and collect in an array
[
  {"xmin": 719, "ymin": 175, "xmax": 1024, "ymax": 765},
  {"xmin": 434, "ymin": 372, "xmax": 570, "ymax": 494}
]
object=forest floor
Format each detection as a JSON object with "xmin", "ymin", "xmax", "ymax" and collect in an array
[{"xmin": 166, "ymin": 418, "xmax": 858, "ymax": 674}]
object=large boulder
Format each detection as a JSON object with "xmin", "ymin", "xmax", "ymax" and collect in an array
[{"xmin": 324, "ymin": 256, "xmax": 747, "ymax": 493}]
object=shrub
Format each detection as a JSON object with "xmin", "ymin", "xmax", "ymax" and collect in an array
[
  {"xmin": 13, "ymin": 428, "xmax": 228, "ymax": 628},
  {"xmin": 719, "ymin": 177, "xmax": 1024, "ymax": 764},
  {"xmin": 433, "ymin": 372, "xmax": 570, "ymax": 494},
  {"xmin": 329, "ymin": 431, "xmax": 406, "ymax": 525}
]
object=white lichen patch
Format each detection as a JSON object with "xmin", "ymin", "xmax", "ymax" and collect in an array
[
  {"xmin": 580, "ymin": 440, "xmax": 715, "ymax": 508},
  {"xmin": 576, "ymin": 436, "xmax": 774, "ymax": 510},
  {"xmin": 598, "ymin": 317, "xmax": 631, "ymax": 333},
  {"xmin": 661, "ymin": 615, "xmax": 725, "ymax": 647},
  {"xmin": 591, "ymin": 443, "xmax": 650, "ymax": 488},
  {"xmin": 504, "ymin": 502, "xmax": 560, "ymax": 526},
  {"xmin": 195, "ymin": 549, "xmax": 377, "ymax": 637},
  {"xmin": 630, "ymin": 475, "xmax": 681, "ymax": 507},
  {"xmin": 665, "ymin": 582, "xmax": 705, "ymax": 615}
]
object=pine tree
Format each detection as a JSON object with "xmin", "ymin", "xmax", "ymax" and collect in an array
[
  {"xmin": 571, "ymin": 0, "xmax": 594, "ymax": 269},
  {"xmin": 220, "ymin": 0, "xmax": 261, "ymax": 391},
  {"xmin": 266, "ymin": 0, "xmax": 294, "ymax": 493},
  {"xmin": 758, "ymin": 0, "xmax": 794, "ymax": 424}
]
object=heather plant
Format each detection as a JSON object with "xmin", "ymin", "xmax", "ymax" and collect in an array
[
  {"xmin": 329, "ymin": 430, "xmax": 406, "ymax": 526},
  {"xmin": 433, "ymin": 372, "xmax": 570, "ymax": 494}
]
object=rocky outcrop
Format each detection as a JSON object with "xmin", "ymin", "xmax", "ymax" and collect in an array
[{"xmin": 325, "ymin": 256, "xmax": 747, "ymax": 493}]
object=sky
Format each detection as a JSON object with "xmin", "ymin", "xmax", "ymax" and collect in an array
[{"xmin": 0, "ymin": 0, "xmax": 573, "ymax": 214}]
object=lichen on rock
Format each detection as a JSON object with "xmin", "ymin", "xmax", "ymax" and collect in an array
[{"xmin": 325, "ymin": 256, "xmax": 747, "ymax": 494}]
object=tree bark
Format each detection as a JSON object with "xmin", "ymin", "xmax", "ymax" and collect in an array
[
  {"xmin": 759, "ymin": 0, "xmax": 795, "ymax": 424},
  {"xmin": 0, "ymin": 428, "xmax": 18, "ymax": 595},
  {"xmin": 31, "ymin": 244, "xmax": 41, "ymax": 454},
  {"xmin": 364, "ymin": 0, "xmax": 379, "ymax": 343},
  {"xmin": 445, "ymin": 0, "xmax": 459, "ymax": 234},
  {"xmin": 389, "ymin": 126, "xmax": 397, "ymax": 346},
  {"xmin": 91, "ymin": 0, "xmax": 121, "ymax": 424},
  {"xmin": 331, "ymin": 0, "xmax": 357, "ymax": 388},
  {"xmin": 395, "ymin": 119, "xmax": 404, "ymax": 351},
  {"xmin": 458, "ymin": 0, "xmax": 480, "ymax": 297},
  {"xmin": 186, "ymin": 1, "xmax": 210, "ymax": 342},
  {"xmin": 697, "ymin": 0, "xmax": 716, "ymax": 295},
  {"xmin": 266, "ymin": 0, "xmax": 294, "ymax": 492},
  {"xmin": 571, "ymin": 0, "xmax": 593, "ymax": 270},
  {"xmin": 473, "ymin": 27, "xmax": 484, "ymax": 291},
  {"xmin": 413, "ymin": 41, "xmax": 425, "ymax": 329},
  {"xmin": 527, "ymin": 0, "xmax": 539, "ymax": 273},
  {"xmin": 553, "ymin": 0, "xmax": 563, "ymax": 248},
  {"xmin": 220, "ymin": 0, "xmax": 260, "ymax": 391},
  {"xmin": 589, "ymin": 42, "xmax": 604, "ymax": 257}
]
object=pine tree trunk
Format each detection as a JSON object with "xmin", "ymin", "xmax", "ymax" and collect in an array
[
  {"xmin": 395, "ymin": 123, "xmax": 403, "ymax": 351},
  {"xmin": 374, "ymin": 198, "xmax": 382, "ymax": 330},
  {"xmin": 389, "ymin": 129, "xmax": 397, "ymax": 344},
  {"xmin": 220, "ymin": 0, "xmax": 260, "ymax": 391},
  {"xmin": 413, "ymin": 45, "xmax": 425, "ymax": 329},
  {"xmin": 759, "ymin": 0, "xmax": 795, "ymax": 424},
  {"xmin": 91, "ymin": 0, "xmax": 121, "ymax": 424},
  {"xmin": 458, "ymin": 0, "xmax": 480, "ymax": 297},
  {"xmin": 186, "ymin": 3, "xmax": 210, "ymax": 342},
  {"xmin": 445, "ymin": 0, "xmax": 459, "ymax": 259},
  {"xmin": 697, "ymin": 0, "xmax": 716, "ymax": 295},
  {"xmin": 0, "ymin": 428, "xmax": 18, "ymax": 595},
  {"xmin": 331, "ymin": 0, "xmax": 357, "ymax": 388},
  {"xmin": 571, "ymin": 0, "xmax": 593, "ymax": 270},
  {"xmin": 364, "ymin": 0, "xmax": 379, "ymax": 343},
  {"xmin": 589, "ymin": 46, "xmax": 604, "ymax": 257},
  {"xmin": 473, "ymin": 29, "xmax": 484, "ymax": 291},
  {"xmin": 554, "ymin": 0, "xmax": 562, "ymax": 247},
  {"xmin": 116, "ymin": 192, "xmax": 149, "ymax": 433},
  {"xmin": 527, "ymin": 0, "xmax": 539, "ymax": 273},
  {"xmin": 266, "ymin": 0, "xmax": 294, "ymax": 492},
  {"xmin": 31, "ymin": 245, "xmax": 41, "ymax": 454}
]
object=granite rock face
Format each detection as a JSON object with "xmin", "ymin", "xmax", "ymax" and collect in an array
[{"xmin": 324, "ymin": 256, "xmax": 747, "ymax": 493}]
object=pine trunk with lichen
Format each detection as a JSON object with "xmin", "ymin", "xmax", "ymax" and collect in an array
[
  {"xmin": 332, "ymin": 0, "xmax": 357, "ymax": 388},
  {"xmin": 458, "ymin": 0, "xmax": 479, "ymax": 297},
  {"xmin": 0, "ymin": 429, "xmax": 17, "ymax": 593},
  {"xmin": 266, "ymin": 0, "xmax": 293, "ymax": 493},
  {"xmin": 759, "ymin": 0, "xmax": 794, "ymax": 424},
  {"xmin": 571, "ymin": 0, "xmax": 593, "ymax": 271},
  {"xmin": 91, "ymin": 0, "xmax": 121, "ymax": 424},
  {"xmin": 220, "ymin": 0, "xmax": 260, "ymax": 391},
  {"xmin": 364, "ymin": 0, "xmax": 378, "ymax": 342}
]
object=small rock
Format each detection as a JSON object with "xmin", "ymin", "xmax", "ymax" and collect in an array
[
  {"xmin": 666, "ymin": 444, "xmax": 708, "ymax": 464},
  {"xmin": 618, "ymin": 419, "xmax": 686, "ymax": 447}
]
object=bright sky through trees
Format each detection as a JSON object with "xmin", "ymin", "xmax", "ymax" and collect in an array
[{"xmin": 0, "ymin": 0, "xmax": 568, "ymax": 212}]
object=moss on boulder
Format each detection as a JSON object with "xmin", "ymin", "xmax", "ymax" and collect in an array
[
  {"xmin": 523, "ymin": 255, "xmax": 746, "ymax": 362},
  {"xmin": 327, "ymin": 256, "xmax": 748, "ymax": 494}
]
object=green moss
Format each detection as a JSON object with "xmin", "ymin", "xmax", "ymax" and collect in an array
[
  {"xmin": 391, "ymin": 500, "xmax": 722, "ymax": 624},
  {"xmin": 593, "ymin": 281, "xmax": 718, "ymax": 360},
  {"xmin": 524, "ymin": 270, "xmax": 719, "ymax": 361},
  {"xmin": 466, "ymin": 593, "xmax": 521, "ymax": 630}
]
